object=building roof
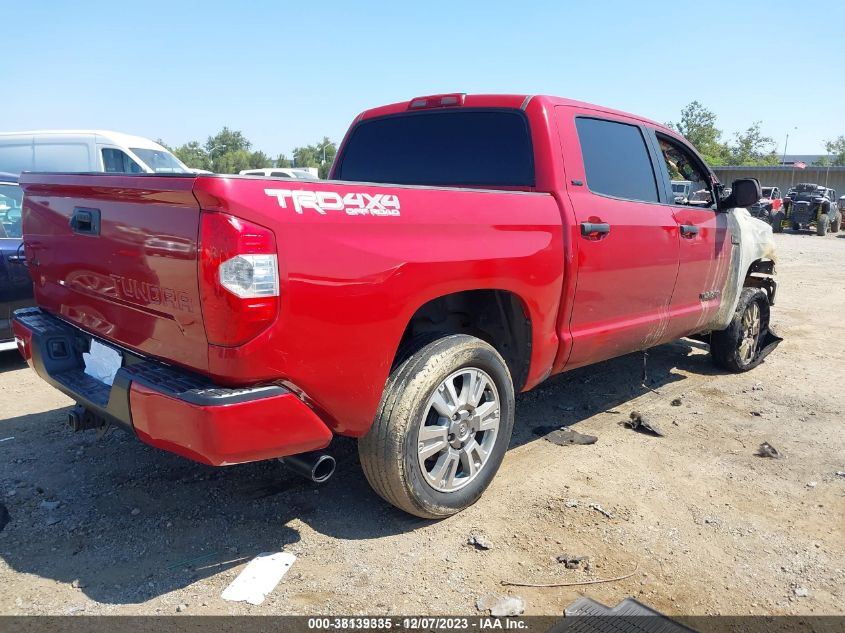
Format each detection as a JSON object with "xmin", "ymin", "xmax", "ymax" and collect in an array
[
  {"xmin": 713, "ymin": 165, "xmax": 845, "ymax": 171},
  {"xmin": 781, "ymin": 154, "xmax": 831, "ymax": 165}
]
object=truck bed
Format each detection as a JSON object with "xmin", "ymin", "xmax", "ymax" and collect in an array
[{"xmin": 19, "ymin": 172, "xmax": 565, "ymax": 434}]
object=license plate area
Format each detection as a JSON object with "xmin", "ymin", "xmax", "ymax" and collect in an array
[{"xmin": 83, "ymin": 339, "xmax": 123, "ymax": 386}]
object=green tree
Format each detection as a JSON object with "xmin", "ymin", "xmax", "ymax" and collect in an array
[
  {"xmin": 292, "ymin": 137, "xmax": 337, "ymax": 178},
  {"xmin": 824, "ymin": 135, "xmax": 845, "ymax": 165},
  {"xmin": 316, "ymin": 137, "xmax": 337, "ymax": 179},
  {"xmin": 206, "ymin": 127, "xmax": 251, "ymax": 155},
  {"xmin": 668, "ymin": 101, "xmax": 729, "ymax": 165},
  {"xmin": 292, "ymin": 145, "xmax": 319, "ymax": 168},
  {"xmin": 213, "ymin": 149, "xmax": 256, "ymax": 174},
  {"xmin": 159, "ymin": 128, "xmax": 335, "ymax": 174},
  {"xmin": 726, "ymin": 122, "xmax": 779, "ymax": 166},
  {"xmin": 248, "ymin": 150, "xmax": 272, "ymax": 169},
  {"xmin": 172, "ymin": 141, "xmax": 211, "ymax": 170}
]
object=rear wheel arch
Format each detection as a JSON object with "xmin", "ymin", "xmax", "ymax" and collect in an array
[{"xmin": 394, "ymin": 289, "xmax": 533, "ymax": 392}]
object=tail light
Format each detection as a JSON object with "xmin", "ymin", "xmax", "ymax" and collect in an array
[{"xmin": 199, "ymin": 212, "xmax": 279, "ymax": 347}]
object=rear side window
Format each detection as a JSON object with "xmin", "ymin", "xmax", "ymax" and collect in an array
[
  {"xmin": 335, "ymin": 109, "xmax": 534, "ymax": 187},
  {"xmin": 33, "ymin": 143, "xmax": 91, "ymax": 172},
  {"xmin": 0, "ymin": 144, "xmax": 34, "ymax": 174},
  {"xmin": 575, "ymin": 117, "xmax": 659, "ymax": 203}
]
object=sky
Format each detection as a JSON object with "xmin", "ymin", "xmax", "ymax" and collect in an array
[{"xmin": 4, "ymin": 0, "xmax": 843, "ymax": 158}]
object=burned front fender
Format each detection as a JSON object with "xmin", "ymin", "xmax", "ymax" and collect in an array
[{"xmin": 707, "ymin": 208, "xmax": 777, "ymax": 332}]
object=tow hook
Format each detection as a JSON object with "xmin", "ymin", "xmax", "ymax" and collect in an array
[
  {"xmin": 66, "ymin": 405, "xmax": 108, "ymax": 433},
  {"xmin": 279, "ymin": 452, "xmax": 336, "ymax": 483}
]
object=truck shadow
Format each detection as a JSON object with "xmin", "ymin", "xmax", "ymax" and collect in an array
[
  {"xmin": 0, "ymin": 338, "xmax": 717, "ymax": 606},
  {"xmin": 0, "ymin": 350, "xmax": 26, "ymax": 373}
]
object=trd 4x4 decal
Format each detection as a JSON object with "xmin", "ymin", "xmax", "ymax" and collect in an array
[{"xmin": 265, "ymin": 189, "xmax": 401, "ymax": 216}]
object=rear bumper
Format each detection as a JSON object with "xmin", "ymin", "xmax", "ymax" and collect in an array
[{"xmin": 12, "ymin": 308, "xmax": 332, "ymax": 466}]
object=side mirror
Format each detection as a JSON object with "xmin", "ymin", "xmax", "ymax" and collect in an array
[{"xmin": 720, "ymin": 178, "xmax": 762, "ymax": 210}]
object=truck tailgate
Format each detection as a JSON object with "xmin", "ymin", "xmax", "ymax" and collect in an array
[{"xmin": 20, "ymin": 173, "xmax": 208, "ymax": 371}]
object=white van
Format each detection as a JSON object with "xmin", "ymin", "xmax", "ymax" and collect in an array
[
  {"xmin": 0, "ymin": 130, "xmax": 193, "ymax": 175},
  {"xmin": 239, "ymin": 167, "xmax": 318, "ymax": 179}
]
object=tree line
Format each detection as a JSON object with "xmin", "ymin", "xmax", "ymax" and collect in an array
[
  {"xmin": 668, "ymin": 101, "xmax": 845, "ymax": 167},
  {"xmin": 161, "ymin": 105, "xmax": 845, "ymax": 177},
  {"xmin": 160, "ymin": 127, "xmax": 337, "ymax": 178}
]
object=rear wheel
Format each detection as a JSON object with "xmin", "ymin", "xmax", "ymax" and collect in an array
[
  {"xmin": 711, "ymin": 288, "xmax": 770, "ymax": 373},
  {"xmin": 770, "ymin": 211, "xmax": 785, "ymax": 233},
  {"xmin": 359, "ymin": 334, "xmax": 515, "ymax": 518},
  {"xmin": 831, "ymin": 212, "xmax": 841, "ymax": 233},
  {"xmin": 817, "ymin": 215, "xmax": 830, "ymax": 236}
]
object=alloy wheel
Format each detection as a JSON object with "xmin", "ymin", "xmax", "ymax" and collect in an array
[{"xmin": 417, "ymin": 368, "xmax": 500, "ymax": 492}]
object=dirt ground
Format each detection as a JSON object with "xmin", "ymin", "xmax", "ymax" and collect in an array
[{"xmin": 0, "ymin": 232, "xmax": 843, "ymax": 617}]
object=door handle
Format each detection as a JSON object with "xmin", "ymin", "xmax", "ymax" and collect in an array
[
  {"xmin": 580, "ymin": 222, "xmax": 611, "ymax": 237},
  {"xmin": 680, "ymin": 224, "xmax": 700, "ymax": 237},
  {"xmin": 70, "ymin": 207, "xmax": 101, "ymax": 235},
  {"xmin": 7, "ymin": 242, "xmax": 25, "ymax": 263}
]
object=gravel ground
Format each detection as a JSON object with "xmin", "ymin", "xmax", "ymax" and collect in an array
[{"xmin": 0, "ymin": 232, "xmax": 843, "ymax": 616}]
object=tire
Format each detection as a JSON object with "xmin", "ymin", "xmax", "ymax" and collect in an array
[
  {"xmin": 770, "ymin": 211, "xmax": 785, "ymax": 233},
  {"xmin": 359, "ymin": 334, "xmax": 515, "ymax": 518},
  {"xmin": 710, "ymin": 288, "xmax": 770, "ymax": 373},
  {"xmin": 817, "ymin": 215, "xmax": 830, "ymax": 236},
  {"xmin": 831, "ymin": 212, "xmax": 841, "ymax": 234}
]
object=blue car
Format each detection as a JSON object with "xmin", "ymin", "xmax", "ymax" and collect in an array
[{"xmin": 0, "ymin": 172, "xmax": 32, "ymax": 352}]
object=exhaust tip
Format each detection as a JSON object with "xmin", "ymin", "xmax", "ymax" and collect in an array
[
  {"xmin": 280, "ymin": 452, "xmax": 336, "ymax": 484},
  {"xmin": 311, "ymin": 454, "xmax": 336, "ymax": 483}
]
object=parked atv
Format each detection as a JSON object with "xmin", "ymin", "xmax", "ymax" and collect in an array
[
  {"xmin": 749, "ymin": 186, "xmax": 783, "ymax": 221},
  {"xmin": 773, "ymin": 183, "xmax": 841, "ymax": 235}
]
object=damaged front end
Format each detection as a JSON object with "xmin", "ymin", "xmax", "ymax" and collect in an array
[
  {"xmin": 711, "ymin": 209, "xmax": 778, "ymax": 327},
  {"xmin": 707, "ymin": 208, "xmax": 783, "ymax": 367}
]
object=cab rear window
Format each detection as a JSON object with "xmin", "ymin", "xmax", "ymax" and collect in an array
[{"xmin": 335, "ymin": 109, "xmax": 534, "ymax": 187}]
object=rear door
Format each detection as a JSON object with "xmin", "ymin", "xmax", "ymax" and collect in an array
[
  {"xmin": 555, "ymin": 107, "xmax": 680, "ymax": 369},
  {"xmin": 0, "ymin": 238, "xmax": 31, "ymax": 343},
  {"xmin": 648, "ymin": 131, "xmax": 732, "ymax": 337}
]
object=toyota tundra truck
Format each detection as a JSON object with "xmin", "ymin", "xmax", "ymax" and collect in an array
[{"xmin": 13, "ymin": 94, "xmax": 780, "ymax": 519}]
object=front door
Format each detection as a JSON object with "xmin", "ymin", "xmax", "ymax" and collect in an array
[
  {"xmin": 649, "ymin": 131, "xmax": 732, "ymax": 337},
  {"xmin": 555, "ymin": 107, "xmax": 680, "ymax": 369}
]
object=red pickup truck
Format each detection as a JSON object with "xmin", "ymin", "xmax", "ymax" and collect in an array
[{"xmin": 13, "ymin": 94, "xmax": 780, "ymax": 518}]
